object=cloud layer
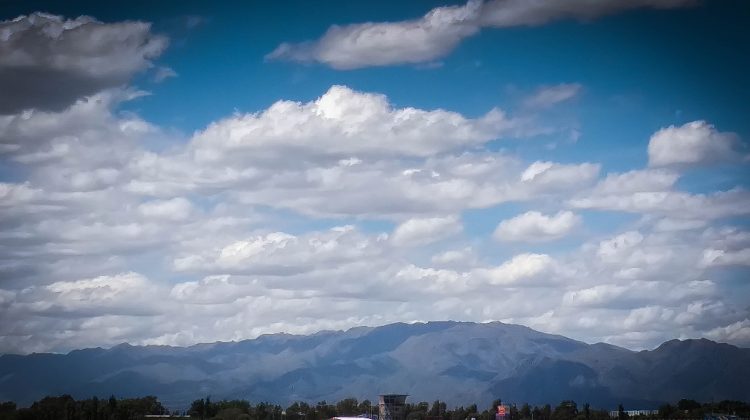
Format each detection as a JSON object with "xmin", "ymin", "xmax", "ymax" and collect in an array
[
  {"xmin": 0, "ymin": 11, "xmax": 748, "ymax": 356},
  {"xmin": 268, "ymin": 0, "xmax": 693, "ymax": 69}
]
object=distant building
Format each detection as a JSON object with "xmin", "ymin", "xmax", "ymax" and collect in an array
[
  {"xmin": 333, "ymin": 417, "xmax": 377, "ymax": 420},
  {"xmin": 703, "ymin": 414, "xmax": 740, "ymax": 420},
  {"xmin": 608, "ymin": 410, "xmax": 658, "ymax": 418},
  {"xmin": 379, "ymin": 394, "xmax": 408, "ymax": 420}
]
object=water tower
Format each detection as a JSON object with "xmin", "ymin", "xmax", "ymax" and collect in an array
[{"xmin": 379, "ymin": 394, "xmax": 408, "ymax": 420}]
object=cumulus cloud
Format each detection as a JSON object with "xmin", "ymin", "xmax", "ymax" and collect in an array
[
  {"xmin": 0, "ymin": 82, "xmax": 599, "ymax": 304},
  {"xmin": 588, "ymin": 169, "xmax": 679, "ymax": 195},
  {"xmin": 391, "ymin": 216, "xmax": 463, "ymax": 246},
  {"xmin": 43, "ymin": 272, "xmax": 157, "ymax": 312},
  {"xmin": 570, "ymin": 187, "xmax": 750, "ymax": 221},
  {"xmin": 173, "ymin": 226, "xmax": 387, "ymax": 275},
  {"xmin": 706, "ymin": 319, "xmax": 750, "ymax": 347},
  {"xmin": 392, "ymin": 265, "xmax": 472, "ymax": 295},
  {"xmin": 190, "ymin": 85, "xmax": 514, "ymax": 160},
  {"xmin": 0, "ymin": 88, "xmax": 156, "ymax": 172},
  {"xmin": 494, "ymin": 210, "xmax": 581, "ymax": 242},
  {"xmin": 473, "ymin": 253, "xmax": 554, "ymax": 286},
  {"xmin": 0, "ymin": 13, "xmax": 167, "ymax": 114},
  {"xmin": 268, "ymin": 0, "xmax": 693, "ymax": 69},
  {"xmin": 648, "ymin": 120, "xmax": 744, "ymax": 167},
  {"xmin": 124, "ymin": 87, "xmax": 594, "ymax": 218},
  {"xmin": 512, "ymin": 225, "xmax": 748, "ymax": 349},
  {"xmin": 569, "ymin": 163, "xmax": 750, "ymax": 221}
]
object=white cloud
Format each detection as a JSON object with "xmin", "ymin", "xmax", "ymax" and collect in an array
[
  {"xmin": 169, "ymin": 275, "xmax": 257, "ymax": 305},
  {"xmin": 520, "ymin": 160, "xmax": 600, "ymax": 191},
  {"xmin": 701, "ymin": 248, "xmax": 750, "ymax": 267},
  {"xmin": 597, "ymin": 231, "xmax": 644, "ymax": 262},
  {"xmin": 570, "ymin": 187, "xmax": 750, "ymax": 221},
  {"xmin": 652, "ymin": 217, "xmax": 707, "ymax": 232},
  {"xmin": 2, "ymin": 209, "xmax": 749, "ymax": 352},
  {"xmin": 124, "ymin": 87, "xmax": 594, "ymax": 218},
  {"xmin": 589, "ymin": 169, "xmax": 679, "ymax": 195},
  {"xmin": 46, "ymin": 272, "xmax": 150, "ymax": 301},
  {"xmin": 393, "ymin": 265, "xmax": 471, "ymax": 294},
  {"xmin": 648, "ymin": 120, "xmax": 743, "ymax": 167},
  {"xmin": 561, "ymin": 280, "xmax": 716, "ymax": 309},
  {"xmin": 173, "ymin": 226, "xmax": 386, "ymax": 275},
  {"xmin": 431, "ymin": 247, "xmax": 477, "ymax": 268},
  {"xmin": 473, "ymin": 253, "xmax": 554, "ymax": 286},
  {"xmin": 268, "ymin": 0, "xmax": 692, "ymax": 69},
  {"xmin": 522, "ymin": 83, "xmax": 581, "ymax": 108},
  {"xmin": 623, "ymin": 306, "xmax": 675, "ymax": 330},
  {"xmin": 705, "ymin": 319, "xmax": 750, "ymax": 347},
  {"xmin": 137, "ymin": 197, "xmax": 194, "ymax": 222},
  {"xmin": 190, "ymin": 85, "xmax": 513, "ymax": 160},
  {"xmin": 570, "ymin": 165, "xmax": 750, "ymax": 222},
  {"xmin": 494, "ymin": 210, "xmax": 581, "ymax": 242},
  {"xmin": 0, "ymin": 88, "xmax": 157, "ymax": 176},
  {"xmin": 153, "ymin": 66, "xmax": 177, "ymax": 82},
  {"xmin": 391, "ymin": 216, "xmax": 462, "ymax": 247},
  {"xmin": 266, "ymin": 1, "xmax": 482, "ymax": 69},
  {"xmin": 563, "ymin": 284, "xmax": 628, "ymax": 307},
  {"xmin": 9, "ymin": 272, "xmax": 166, "ymax": 324},
  {"xmin": 0, "ymin": 82, "xmax": 606, "ymax": 309}
]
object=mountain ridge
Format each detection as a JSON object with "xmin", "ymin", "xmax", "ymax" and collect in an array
[{"xmin": 1, "ymin": 321, "xmax": 748, "ymax": 409}]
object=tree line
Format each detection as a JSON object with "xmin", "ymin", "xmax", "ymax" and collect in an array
[
  {"xmin": 0, "ymin": 395, "xmax": 167, "ymax": 420},
  {"xmin": 1, "ymin": 396, "xmax": 749, "ymax": 420}
]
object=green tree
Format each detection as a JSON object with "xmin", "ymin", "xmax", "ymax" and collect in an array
[
  {"xmin": 0, "ymin": 402, "xmax": 17, "ymax": 420},
  {"xmin": 107, "ymin": 395, "xmax": 117, "ymax": 420},
  {"xmin": 617, "ymin": 404, "xmax": 625, "ymax": 420},
  {"xmin": 337, "ymin": 398, "xmax": 359, "ymax": 416},
  {"xmin": 657, "ymin": 404, "xmax": 673, "ymax": 419},
  {"xmin": 358, "ymin": 400, "xmax": 373, "ymax": 418},
  {"xmin": 542, "ymin": 405, "xmax": 552, "ymax": 420},
  {"xmin": 677, "ymin": 400, "xmax": 700, "ymax": 412},
  {"xmin": 552, "ymin": 401, "xmax": 577, "ymax": 420},
  {"xmin": 519, "ymin": 404, "xmax": 531, "ymax": 420},
  {"xmin": 429, "ymin": 400, "xmax": 447, "ymax": 418},
  {"xmin": 91, "ymin": 396, "xmax": 99, "ymax": 420},
  {"xmin": 190, "ymin": 398, "xmax": 206, "ymax": 420}
]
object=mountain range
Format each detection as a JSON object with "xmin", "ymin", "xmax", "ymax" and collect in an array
[{"xmin": 1, "ymin": 321, "xmax": 749, "ymax": 409}]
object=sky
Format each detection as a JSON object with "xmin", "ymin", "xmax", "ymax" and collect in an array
[{"xmin": 0, "ymin": 0, "xmax": 749, "ymax": 355}]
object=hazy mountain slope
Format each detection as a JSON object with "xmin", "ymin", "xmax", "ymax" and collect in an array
[{"xmin": 1, "ymin": 321, "xmax": 748, "ymax": 409}]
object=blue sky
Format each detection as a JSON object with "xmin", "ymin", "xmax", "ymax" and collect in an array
[{"xmin": 0, "ymin": 0, "xmax": 749, "ymax": 354}]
